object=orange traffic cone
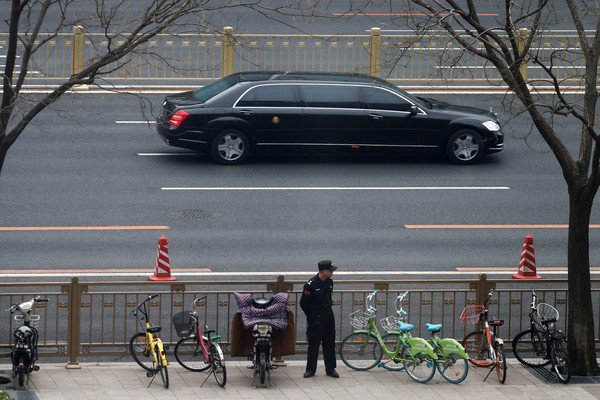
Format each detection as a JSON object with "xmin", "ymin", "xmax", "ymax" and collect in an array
[
  {"xmin": 149, "ymin": 235, "xmax": 176, "ymax": 281},
  {"xmin": 513, "ymin": 235, "xmax": 542, "ymax": 279}
]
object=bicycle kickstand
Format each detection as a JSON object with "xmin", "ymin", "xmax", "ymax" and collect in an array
[
  {"xmin": 483, "ymin": 364, "xmax": 495, "ymax": 382},
  {"xmin": 146, "ymin": 370, "xmax": 158, "ymax": 387},
  {"xmin": 199, "ymin": 368, "xmax": 213, "ymax": 388}
]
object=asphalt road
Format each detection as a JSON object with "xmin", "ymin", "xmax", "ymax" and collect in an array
[{"xmin": 1, "ymin": 90, "xmax": 597, "ymax": 277}]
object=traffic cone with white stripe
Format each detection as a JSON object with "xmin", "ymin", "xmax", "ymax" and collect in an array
[
  {"xmin": 513, "ymin": 235, "xmax": 542, "ymax": 279},
  {"xmin": 149, "ymin": 235, "xmax": 176, "ymax": 281}
]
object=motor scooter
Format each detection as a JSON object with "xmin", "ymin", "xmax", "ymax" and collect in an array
[
  {"xmin": 232, "ymin": 292, "xmax": 293, "ymax": 388},
  {"xmin": 6, "ymin": 296, "xmax": 49, "ymax": 388}
]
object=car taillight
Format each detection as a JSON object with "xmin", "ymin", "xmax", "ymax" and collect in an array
[{"xmin": 168, "ymin": 110, "xmax": 189, "ymax": 126}]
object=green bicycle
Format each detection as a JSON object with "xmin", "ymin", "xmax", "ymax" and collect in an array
[
  {"xmin": 425, "ymin": 323, "xmax": 469, "ymax": 383},
  {"xmin": 339, "ymin": 290, "xmax": 438, "ymax": 383}
]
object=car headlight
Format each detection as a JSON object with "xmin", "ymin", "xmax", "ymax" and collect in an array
[{"xmin": 482, "ymin": 120, "xmax": 500, "ymax": 131}]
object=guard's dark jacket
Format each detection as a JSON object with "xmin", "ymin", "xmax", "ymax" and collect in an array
[{"xmin": 300, "ymin": 274, "xmax": 336, "ymax": 373}]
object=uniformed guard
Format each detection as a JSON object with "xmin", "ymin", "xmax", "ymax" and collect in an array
[{"xmin": 300, "ymin": 259, "xmax": 339, "ymax": 378}]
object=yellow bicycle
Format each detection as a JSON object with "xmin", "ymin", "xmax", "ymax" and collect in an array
[{"xmin": 129, "ymin": 294, "xmax": 169, "ymax": 388}]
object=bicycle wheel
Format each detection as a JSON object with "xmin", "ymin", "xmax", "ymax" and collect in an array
[
  {"xmin": 495, "ymin": 342, "xmax": 507, "ymax": 384},
  {"xmin": 551, "ymin": 340, "xmax": 571, "ymax": 383},
  {"xmin": 436, "ymin": 352, "xmax": 468, "ymax": 384},
  {"xmin": 156, "ymin": 345, "xmax": 169, "ymax": 389},
  {"xmin": 339, "ymin": 332, "xmax": 382, "ymax": 370},
  {"xmin": 462, "ymin": 331, "xmax": 493, "ymax": 367},
  {"xmin": 210, "ymin": 343, "xmax": 227, "ymax": 387},
  {"xmin": 512, "ymin": 329, "xmax": 550, "ymax": 367},
  {"xmin": 401, "ymin": 346, "xmax": 436, "ymax": 383},
  {"xmin": 174, "ymin": 336, "xmax": 211, "ymax": 372},
  {"xmin": 130, "ymin": 333, "xmax": 158, "ymax": 372},
  {"xmin": 380, "ymin": 333, "xmax": 405, "ymax": 371},
  {"xmin": 16, "ymin": 357, "xmax": 25, "ymax": 387},
  {"xmin": 259, "ymin": 352, "xmax": 267, "ymax": 385}
]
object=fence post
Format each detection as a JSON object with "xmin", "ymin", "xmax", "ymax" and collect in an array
[
  {"xmin": 221, "ymin": 26, "xmax": 235, "ymax": 78},
  {"xmin": 71, "ymin": 25, "xmax": 85, "ymax": 76},
  {"xmin": 65, "ymin": 276, "xmax": 82, "ymax": 369},
  {"xmin": 369, "ymin": 27, "xmax": 382, "ymax": 77},
  {"xmin": 267, "ymin": 275, "xmax": 293, "ymax": 366},
  {"xmin": 517, "ymin": 27, "xmax": 529, "ymax": 83},
  {"xmin": 469, "ymin": 273, "xmax": 496, "ymax": 306}
]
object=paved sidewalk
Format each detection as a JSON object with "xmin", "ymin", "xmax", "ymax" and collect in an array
[{"xmin": 2, "ymin": 360, "xmax": 600, "ymax": 400}]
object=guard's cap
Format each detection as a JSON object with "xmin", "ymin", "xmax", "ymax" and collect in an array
[{"xmin": 318, "ymin": 260, "xmax": 338, "ymax": 271}]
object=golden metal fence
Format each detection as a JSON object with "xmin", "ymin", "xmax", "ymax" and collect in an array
[
  {"xmin": 0, "ymin": 274, "xmax": 596, "ymax": 368},
  {"xmin": 0, "ymin": 27, "xmax": 593, "ymax": 84}
]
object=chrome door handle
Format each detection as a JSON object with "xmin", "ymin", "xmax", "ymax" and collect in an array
[
  {"xmin": 240, "ymin": 110, "xmax": 254, "ymax": 115},
  {"xmin": 369, "ymin": 113, "xmax": 383, "ymax": 120}
]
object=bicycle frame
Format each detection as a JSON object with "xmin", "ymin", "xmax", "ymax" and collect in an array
[
  {"xmin": 354, "ymin": 291, "xmax": 436, "ymax": 362},
  {"xmin": 135, "ymin": 295, "xmax": 167, "ymax": 368}
]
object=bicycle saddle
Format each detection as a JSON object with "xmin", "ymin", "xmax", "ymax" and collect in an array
[
  {"xmin": 147, "ymin": 326, "xmax": 162, "ymax": 333},
  {"xmin": 397, "ymin": 321, "xmax": 415, "ymax": 331},
  {"xmin": 426, "ymin": 323, "xmax": 443, "ymax": 332}
]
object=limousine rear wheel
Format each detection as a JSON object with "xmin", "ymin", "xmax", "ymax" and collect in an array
[
  {"xmin": 446, "ymin": 129, "xmax": 484, "ymax": 165},
  {"xmin": 211, "ymin": 129, "xmax": 249, "ymax": 165}
]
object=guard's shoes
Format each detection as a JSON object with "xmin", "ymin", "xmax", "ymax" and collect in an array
[
  {"xmin": 326, "ymin": 369, "xmax": 339, "ymax": 378},
  {"xmin": 303, "ymin": 370, "xmax": 315, "ymax": 378}
]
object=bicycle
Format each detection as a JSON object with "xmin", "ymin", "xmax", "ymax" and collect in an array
[
  {"xmin": 6, "ymin": 296, "xmax": 48, "ymax": 388},
  {"xmin": 339, "ymin": 290, "xmax": 439, "ymax": 383},
  {"xmin": 129, "ymin": 294, "xmax": 169, "ymax": 388},
  {"xmin": 461, "ymin": 289, "xmax": 507, "ymax": 383},
  {"xmin": 425, "ymin": 323, "xmax": 470, "ymax": 384},
  {"xmin": 512, "ymin": 290, "xmax": 571, "ymax": 383},
  {"xmin": 172, "ymin": 295, "xmax": 227, "ymax": 387}
]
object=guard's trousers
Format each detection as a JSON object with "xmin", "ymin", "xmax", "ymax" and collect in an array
[{"xmin": 305, "ymin": 308, "xmax": 336, "ymax": 373}]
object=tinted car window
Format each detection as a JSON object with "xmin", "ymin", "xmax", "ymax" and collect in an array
[
  {"xmin": 363, "ymin": 87, "xmax": 412, "ymax": 112},
  {"xmin": 237, "ymin": 85, "xmax": 298, "ymax": 107},
  {"xmin": 299, "ymin": 85, "xmax": 360, "ymax": 108},
  {"xmin": 192, "ymin": 75, "xmax": 237, "ymax": 102}
]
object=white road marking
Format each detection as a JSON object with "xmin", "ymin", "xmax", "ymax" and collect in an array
[
  {"xmin": 138, "ymin": 152, "xmax": 200, "ymax": 156},
  {"xmin": 0, "ymin": 269, "xmax": 580, "ymax": 278},
  {"xmin": 161, "ymin": 186, "xmax": 510, "ymax": 191},
  {"xmin": 116, "ymin": 121, "xmax": 156, "ymax": 124}
]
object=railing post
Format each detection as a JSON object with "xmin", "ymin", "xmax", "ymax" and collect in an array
[
  {"xmin": 66, "ymin": 276, "xmax": 82, "ymax": 369},
  {"xmin": 267, "ymin": 275, "xmax": 293, "ymax": 367},
  {"xmin": 71, "ymin": 25, "xmax": 85, "ymax": 76},
  {"xmin": 221, "ymin": 26, "xmax": 235, "ymax": 78},
  {"xmin": 517, "ymin": 27, "xmax": 529, "ymax": 83},
  {"xmin": 368, "ymin": 27, "xmax": 382, "ymax": 77},
  {"xmin": 469, "ymin": 273, "xmax": 496, "ymax": 306}
]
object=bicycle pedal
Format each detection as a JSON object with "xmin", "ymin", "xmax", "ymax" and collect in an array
[
  {"xmin": 271, "ymin": 365, "xmax": 278, "ymax": 370},
  {"xmin": 146, "ymin": 372, "xmax": 155, "ymax": 378},
  {"xmin": 32, "ymin": 366, "xmax": 40, "ymax": 371}
]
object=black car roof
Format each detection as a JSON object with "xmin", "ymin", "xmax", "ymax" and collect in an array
[{"xmin": 228, "ymin": 71, "xmax": 390, "ymax": 86}]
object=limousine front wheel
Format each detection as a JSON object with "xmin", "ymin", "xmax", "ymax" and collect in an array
[
  {"xmin": 211, "ymin": 129, "xmax": 249, "ymax": 165},
  {"xmin": 446, "ymin": 129, "xmax": 484, "ymax": 165}
]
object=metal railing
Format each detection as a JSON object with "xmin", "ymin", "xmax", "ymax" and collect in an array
[
  {"xmin": 0, "ymin": 274, "xmax": 597, "ymax": 368},
  {"xmin": 0, "ymin": 27, "xmax": 592, "ymax": 84}
]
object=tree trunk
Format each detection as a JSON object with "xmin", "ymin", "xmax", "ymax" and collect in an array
[{"xmin": 567, "ymin": 183, "xmax": 600, "ymax": 375}]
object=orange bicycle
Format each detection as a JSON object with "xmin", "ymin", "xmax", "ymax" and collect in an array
[{"xmin": 461, "ymin": 290, "xmax": 507, "ymax": 383}]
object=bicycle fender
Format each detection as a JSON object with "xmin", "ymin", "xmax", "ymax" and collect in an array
[
  {"xmin": 437, "ymin": 338, "xmax": 469, "ymax": 359},
  {"xmin": 407, "ymin": 337, "xmax": 437, "ymax": 359},
  {"xmin": 156, "ymin": 342, "xmax": 168, "ymax": 367}
]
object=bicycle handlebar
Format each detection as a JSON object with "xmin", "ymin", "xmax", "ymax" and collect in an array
[
  {"xmin": 366, "ymin": 290, "xmax": 378, "ymax": 313},
  {"xmin": 5, "ymin": 296, "xmax": 49, "ymax": 312},
  {"xmin": 394, "ymin": 290, "xmax": 409, "ymax": 316}
]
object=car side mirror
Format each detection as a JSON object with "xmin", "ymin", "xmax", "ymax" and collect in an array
[{"xmin": 409, "ymin": 105, "xmax": 419, "ymax": 116}]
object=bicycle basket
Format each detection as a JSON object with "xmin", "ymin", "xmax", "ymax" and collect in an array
[
  {"xmin": 349, "ymin": 310, "xmax": 374, "ymax": 330},
  {"xmin": 14, "ymin": 314, "xmax": 40, "ymax": 328},
  {"xmin": 172, "ymin": 311, "xmax": 194, "ymax": 337},
  {"xmin": 537, "ymin": 303, "xmax": 559, "ymax": 322},
  {"xmin": 460, "ymin": 306, "xmax": 483, "ymax": 325},
  {"xmin": 380, "ymin": 316, "xmax": 404, "ymax": 332}
]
